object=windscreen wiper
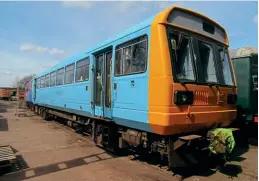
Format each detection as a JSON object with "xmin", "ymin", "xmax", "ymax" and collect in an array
[
  {"xmin": 179, "ymin": 79, "xmax": 196, "ymax": 85},
  {"xmin": 200, "ymin": 82, "xmax": 237, "ymax": 88}
]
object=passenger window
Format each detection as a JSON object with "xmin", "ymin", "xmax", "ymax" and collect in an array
[
  {"xmin": 40, "ymin": 76, "xmax": 45, "ymax": 88},
  {"xmin": 36, "ymin": 78, "xmax": 40, "ymax": 89},
  {"xmin": 65, "ymin": 64, "xmax": 75, "ymax": 84},
  {"xmin": 123, "ymin": 46, "xmax": 132, "ymax": 74},
  {"xmin": 76, "ymin": 57, "xmax": 90, "ymax": 82},
  {"xmin": 56, "ymin": 68, "xmax": 64, "ymax": 85},
  {"xmin": 115, "ymin": 49, "xmax": 122, "ymax": 75},
  {"xmin": 132, "ymin": 40, "xmax": 147, "ymax": 73},
  {"xmin": 50, "ymin": 71, "xmax": 56, "ymax": 87},
  {"xmin": 45, "ymin": 73, "xmax": 50, "ymax": 87},
  {"xmin": 115, "ymin": 35, "xmax": 147, "ymax": 76}
]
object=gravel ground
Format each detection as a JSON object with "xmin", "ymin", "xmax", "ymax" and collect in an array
[{"xmin": 0, "ymin": 100, "xmax": 257, "ymax": 181}]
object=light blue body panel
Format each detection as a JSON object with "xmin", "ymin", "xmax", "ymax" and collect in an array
[{"xmin": 34, "ymin": 16, "xmax": 154, "ymax": 133}]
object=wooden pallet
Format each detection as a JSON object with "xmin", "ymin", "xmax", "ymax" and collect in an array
[{"xmin": 0, "ymin": 145, "xmax": 16, "ymax": 168}]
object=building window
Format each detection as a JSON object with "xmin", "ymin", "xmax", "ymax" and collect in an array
[
  {"xmin": 45, "ymin": 73, "xmax": 50, "ymax": 87},
  {"xmin": 65, "ymin": 64, "xmax": 75, "ymax": 84},
  {"xmin": 40, "ymin": 76, "xmax": 45, "ymax": 88},
  {"xmin": 115, "ymin": 35, "xmax": 147, "ymax": 76},
  {"xmin": 76, "ymin": 57, "xmax": 90, "ymax": 82},
  {"xmin": 56, "ymin": 68, "xmax": 64, "ymax": 86},
  {"xmin": 50, "ymin": 71, "xmax": 56, "ymax": 87}
]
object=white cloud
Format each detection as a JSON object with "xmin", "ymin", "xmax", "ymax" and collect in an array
[
  {"xmin": 116, "ymin": 2, "xmax": 148, "ymax": 13},
  {"xmin": 0, "ymin": 51, "xmax": 60, "ymax": 87},
  {"xmin": 61, "ymin": 1, "xmax": 93, "ymax": 10},
  {"xmin": 253, "ymin": 14, "xmax": 258, "ymax": 24},
  {"xmin": 117, "ymin": 2, "xmax": 134, "ymax": 13},
  {"xmin": 156, "ymin": 1, "xmax": 185, "ymax": 10},
  {"xmin": 0, "ymin": 71, "xmax": 13, "ymax": 76},
  {"xmin": 20, "ymin": 43, "xmax": 65, "ymax": 57}
]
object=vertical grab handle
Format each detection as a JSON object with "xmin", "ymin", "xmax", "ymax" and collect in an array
[{"xmin": 90, "ymin": 64, "xmax": 94, "ymax": 108}]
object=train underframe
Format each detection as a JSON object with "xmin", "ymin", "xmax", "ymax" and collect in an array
[{"xmin": 26, "ymin": 102, "xmax": 237, "ymax": 168}]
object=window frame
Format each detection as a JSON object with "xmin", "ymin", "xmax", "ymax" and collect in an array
[
  {"xmin": 56, "ymin": 67, "xmax": 64, "ymax": 86},
  {"xmin": 215, "ymin": 45, "xmax": 235, "ymax": 86},
  {"xmin": 166, "ymin": 28, "xmax": 198, "ymax": 84},
  {"xmin": 50, "ymin": 71, "xmax": 56, "ymax": 87},
  {"xmin": 40, "ymin": 76, "xmax": 45, "ymax": 88},
  {"xmin": 194, "ymin": 36, "xmax": 235, "ymax": 87},
  {"xmin": 195, "ymin": 38, "xmax": 220, "ymax": 84},
  {"xmin": 45, "ymin": 73, "xmax": 50, "ymax": 87},
  {"xmin": 36, "ymin": 78, "xmax": 40, "ymax": 89},
  {"xmin": 114, "ymin": 35, "xmax": 148, "ymax": 77},
  {"xmin": 166, "ymin": 26, "xmax": 235, "ymax": 87},
  {"xmin": 65, "ymin": 63, "xmax": 75, "ymax": 84},
  {"xmin": 75, "ymin": 57, "xmax": 90, "ymax": 83}
]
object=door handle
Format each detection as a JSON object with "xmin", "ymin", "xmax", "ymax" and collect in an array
[{"xmin": 131, "ymin": 80, "xmax": 135, "ymax": 87}]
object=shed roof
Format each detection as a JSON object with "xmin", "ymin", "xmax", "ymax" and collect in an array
[{"xmin": 230, "ymin": 47, "xmax": 258, "ymax": 58}]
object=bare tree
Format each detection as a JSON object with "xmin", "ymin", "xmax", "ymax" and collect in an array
[{"xmin": 12, "ymin": 74, "xmax": 36, "ymax": 90}]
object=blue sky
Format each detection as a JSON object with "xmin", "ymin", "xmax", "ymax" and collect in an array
[{"xmin": 0, "ymin": 1, "xmax": 257, "ymax": 86}]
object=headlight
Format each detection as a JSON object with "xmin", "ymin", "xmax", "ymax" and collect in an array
[{"xmin": 174, "ymin": 91, "xmax": 194, "ymax": 105}]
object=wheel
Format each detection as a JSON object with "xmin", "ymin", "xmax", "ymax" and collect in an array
[
  {"xmin": 39, "ymin": 109, "xmax": 43, "ymax": 117},
  {"xmin": 42, "ymin": 110, "xmax": 47, "ymax": 120},
  {"xmin": 36, "ymin": 107, "xmax": 40, "ymax": 114},
  {"xmin": 42, "ymin": 110, "xmax": 50, "ymax": 121}
]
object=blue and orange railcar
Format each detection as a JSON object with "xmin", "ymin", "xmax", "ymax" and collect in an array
[{"xmin": 26, "ymin": 6, "xmax": 237, "ymax": 167}]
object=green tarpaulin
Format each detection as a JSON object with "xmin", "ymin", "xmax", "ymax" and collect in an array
[{"xmin": 207, "ymin": 128, "xmax": 235, "ymax": 160}]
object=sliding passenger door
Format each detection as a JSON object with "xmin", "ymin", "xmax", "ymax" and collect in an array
[{"xmin": 93, "ymin": 49, "xmax": 112, "ymax": 118}]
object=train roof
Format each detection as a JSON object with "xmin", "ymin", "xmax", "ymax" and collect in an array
[
  {"xmin": 35, "ymin": 16, "xmax": 155, "ymax": 78},
  {"xmin": 230, "ymin": 47, "xmax": 258, "ymax": 59},
  {"xmin": 35, "ymin": 5, "xmax": 227, "ymax": 78}
]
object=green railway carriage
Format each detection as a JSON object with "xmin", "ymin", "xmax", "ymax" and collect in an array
[{"xmin": 230, "ymin": 47, "xmax": 258, "ymax": 138}]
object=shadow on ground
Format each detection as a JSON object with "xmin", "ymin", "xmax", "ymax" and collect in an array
[
  {"xmin": 0, "ymin": 100, "xmax": 17, "ymax": 113},
  {"xmin": 0, "ymin": 118, "xmax": 8, "ymax": 131},
  {"xmin": 0, "ymin": 101, "xmax": 16, "ymax": 110},
  {"xmin": 130, "ymin": 144, "xmax": 249, "ymax": 181},
  {"xmin": 0, "ymin": 152, "xmax": 114, "ymax": 181},
  {"xmin": 0, "ymin": 155, "xmax": 30, "ymax": 176}
]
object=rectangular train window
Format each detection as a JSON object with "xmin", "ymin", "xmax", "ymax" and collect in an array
[
  {"xmin": 40, "ymin": 76, "xmax": 45, "ymax": 88},
  {"xmin": 36, "ymin": 78, "xmax": 40, "ymax": 89},
  {"xmin": 76, "ymin": 57, "xmax": 90, "ymax": 82},
  {"xmin": 45, "ymin": 73, "xmax": 50, "ymax": 87},
  {"xmin": 197, "ymin": 41, "xmax": 217, "ymax": 83},
  {"xmin": 168, "ymin": 31, "xmax": 195, "ymax": 81},
  {"xmin": 115, "ymin": 35, "xmax": 147, "ymax": 76},
  {"xmin": 50, "ymin": 71, "xmax": 56, "ymax": 87},
  {"xmin": 65, "ymin": 63, "xmax": 75, "ymax": 84},
  {"xmin": 56, "ymin": 68, "xmax": 64, "ymax": 86}
]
